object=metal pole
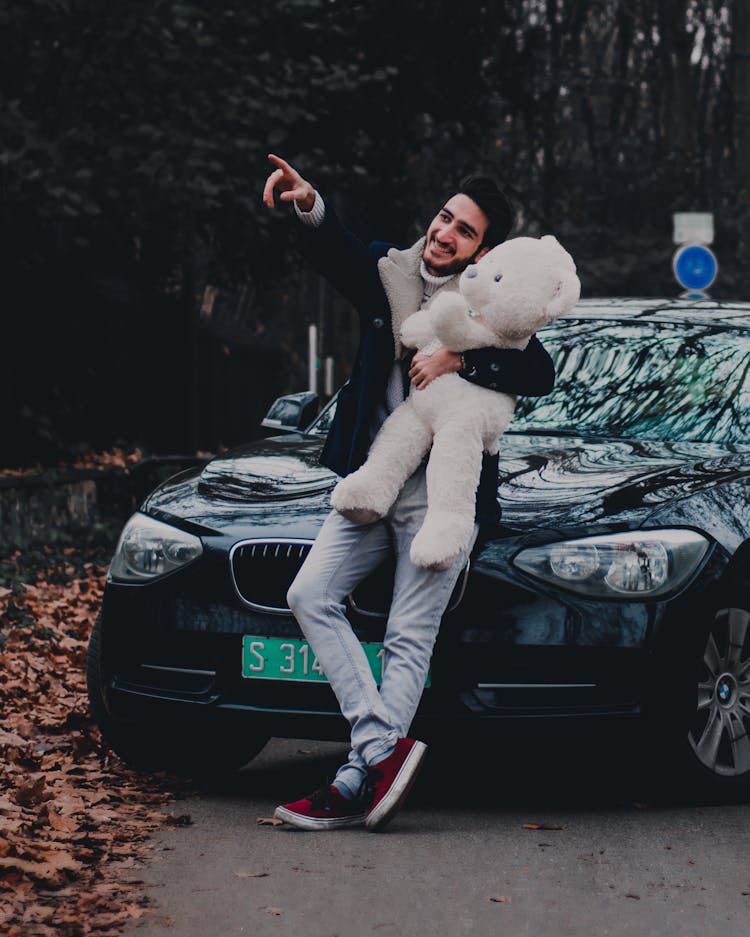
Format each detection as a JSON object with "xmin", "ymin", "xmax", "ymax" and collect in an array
[
  {"xmin": 308, "ymin": 324, "xmax": 318, "ymax": 394},
  {"xmin": 324, "ymin": 356, "xmax": 334, "ymax": 397}
]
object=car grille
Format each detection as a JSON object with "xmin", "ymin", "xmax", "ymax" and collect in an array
[
  {"xmin": 229, "ymin": 538, "xmax": 470, "ymax": 618},
  {"xmin": 230, "ymin": 539, "xmax": 313, "ymax": 613}
]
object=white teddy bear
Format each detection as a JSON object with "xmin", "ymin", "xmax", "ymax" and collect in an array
[{"xmin": 330, "ymin": 235, "xmax": 581, "ymax": 571}]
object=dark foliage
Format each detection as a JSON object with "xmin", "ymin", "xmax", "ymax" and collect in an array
[{"xmin": 0, "ymin": 1, "xmax": 745, "ymax": 464}]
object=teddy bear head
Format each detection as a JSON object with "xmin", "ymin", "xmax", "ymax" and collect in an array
[{"xmin": 459, "ymin": 235, "xmax": 580, "ymax": 342}]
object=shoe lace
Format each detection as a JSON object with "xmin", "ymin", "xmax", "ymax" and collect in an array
[{"xmin": 308, "ymin": 787, "xmax": 335, "ymax": 810}]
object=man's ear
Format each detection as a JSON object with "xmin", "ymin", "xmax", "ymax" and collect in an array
[{"xmin": 473, "ymin": 245, "xmax": 490, "ymax": 263}]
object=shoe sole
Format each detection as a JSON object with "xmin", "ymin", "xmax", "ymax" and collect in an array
[
  {"xmin": 273, "ymin": 805, "xmax": 366, "ymax": 831},
  {"xmin": 365, "ymin": 741, "xmax": 427, "ymax": 832}
]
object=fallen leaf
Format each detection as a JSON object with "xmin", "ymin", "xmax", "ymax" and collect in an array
[
  {"xmin": 490, "ymin": 896, "xmax": 512, "ymax": 904},
  {"xmin": 625, "ymin": 893, "xmax": 641, "ymax": 900},
  {"xmin": 12, "ymin": 777, "xmax": 47, "ymax": 808},
  {"xmin": 126, "ymin": 904, "xmax": 146, "ymax": 918},
  {"xmin": 163, "ymin": 814, "xmax": 193, "ymax": 827},
  {"xmin": 260, "ymin": 906, "xmax": 284, "ymax": 916},
  {"xmin": 522, "ymin": 823, "xmax": 565, "ymax": 831},
  {"xmin": 236, "ymin": 871, "xmax": 270, "ymax": 878},
  {"xmin": 46, "ymin": 807, "xmax": 79, "ymax": 834},
  {"xmin": 256, "ymin": 817, "xmax": 283, "ymax": 826}
]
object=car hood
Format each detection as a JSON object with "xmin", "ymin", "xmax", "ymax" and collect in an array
[
  {"xmin": 144, "ymin": 431, "xmax": 744, "ymax": 533},
  {"xmin": 197, "ymin": 436, "xmax": 337, "ymax": 501},
  {"xmin": 496, "ymin": 432, "xmax": 740, "ymax": 528}
]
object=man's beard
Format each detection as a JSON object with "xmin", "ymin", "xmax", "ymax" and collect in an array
[{"xmin": 422, "ymin": 241, "xmax": 484, "ymax": 277}]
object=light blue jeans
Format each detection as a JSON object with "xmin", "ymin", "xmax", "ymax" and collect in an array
[{"xmin": 286, "ymin": 466, "xmax": 478, "ymax": 799}]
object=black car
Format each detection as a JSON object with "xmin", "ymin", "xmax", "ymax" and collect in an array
[{"xmin": 88, "ymin": 298, "xmax": 750, "ymax": 801}]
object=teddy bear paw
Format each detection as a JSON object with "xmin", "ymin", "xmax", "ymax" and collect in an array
[
  {"xmin": 330, "ymin": 476, "xmax": 388, "ymax": 525},
  {"xmin": 409, "ymin": 518, "xmax": 469, "ymax": 572}
]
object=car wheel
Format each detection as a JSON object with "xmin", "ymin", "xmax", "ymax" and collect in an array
[
  {"xmin": 86, "ymin": 615, "xmax": 269, "ymax": 775},
  {"xmin": 681, "ymin": 606, "xmax": 750, "ymax": 799}
]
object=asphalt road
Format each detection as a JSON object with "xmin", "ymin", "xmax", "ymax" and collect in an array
[{"xmin": 124, "ymin": 732, "xmax": 750, "ymax": 937}]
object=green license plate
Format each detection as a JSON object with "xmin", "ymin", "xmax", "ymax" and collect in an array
[{"xmin": 240, "ymin": 635, "xmax": 430, "ymax": 687}]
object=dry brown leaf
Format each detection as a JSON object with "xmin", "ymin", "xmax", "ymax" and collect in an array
[
  {"xmin": 256, "ymin": 816, "xmax": 284, "ymax": 826},
  {"xmin": 12, "ymin": 777, "xmax": 48, "ymax": 808},
  {"xmin": 261, "ymin": 907, "xmax": 284, "ymax": 916},
  {"xmin": 522, "ymin": 822, "xmax": 565, "ymax": 831},
  {"xmin": 490, "ymin": 896, "xmax": 512, "ymax": 904},
  {"xmin": 45, "ymin": 807, "xmax": 79, "ymax": 834},
  {"xmin": 236, "ymin": 871, "xmax": 271, "ymax": 878},
  {"xmin": 162, "ymin": 813, "xmax": 193, "ymax": 827}
]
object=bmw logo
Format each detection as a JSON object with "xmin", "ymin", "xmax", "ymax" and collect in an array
[{"xmin": 716, "ymin": 676, "xmax": 734, "ymax": 705}]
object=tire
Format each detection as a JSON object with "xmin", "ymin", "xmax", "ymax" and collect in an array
[
  {"xmin": 651, "ymin": 604, "xmax": 750, "ymax": 803},
  {"xmin": 86, "ymin": 614, "xmax": 269, "ymax": 775},
  {"xmin": 682, "ymin": 606, "xmax": 750, "ymax": 799}
]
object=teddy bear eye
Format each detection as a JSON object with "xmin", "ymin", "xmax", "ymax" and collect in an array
[{"xmin": 494, "ymin": 274, "xmax": 503, "ymax": 282}]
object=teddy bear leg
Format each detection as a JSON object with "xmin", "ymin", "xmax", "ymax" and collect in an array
[
  {"xmin": 409, "ymin": 425, "xmax": 484, "ymax": 571},
  {"xmin": 331, "ymin": 403, "xmax": 433, "ymax": 525}
]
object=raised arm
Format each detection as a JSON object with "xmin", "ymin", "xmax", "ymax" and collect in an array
[{"xmin": 262, "ymin": 154, "xmax": 382, "ymax": 314}]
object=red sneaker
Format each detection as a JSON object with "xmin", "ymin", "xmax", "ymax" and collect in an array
[
  {"xmin": 365, "ymin": 738, "xmax": 427, "ymax": 832},
  {"xmin": 274, "ymin": 785, "xmax": 366, "ymax": 831}
]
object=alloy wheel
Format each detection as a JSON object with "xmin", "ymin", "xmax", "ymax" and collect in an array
[{"xmin": 688, "ymin": 607, "xmax": 750, "ymax": 778}]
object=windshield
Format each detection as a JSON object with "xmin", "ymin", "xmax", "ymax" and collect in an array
[
  {"xmin": 308, "ymin": 319, "xmax": 750, "ymax": 447},
  {"xmin": 307, "ymin": 395, "xmax": 338, "ymax": 436},
  {"xmin": 515, "ymin": 319, "xmax": 750, "ymax": 446}
]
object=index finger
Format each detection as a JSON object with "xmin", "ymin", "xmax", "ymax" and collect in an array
[{"xmin": 267, "ymin": 153, "xmax": 294, "ymax": 174}]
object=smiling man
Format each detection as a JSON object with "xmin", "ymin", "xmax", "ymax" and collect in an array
[
  {"xmin": 262, "ymin": 154, "xmax": 555, "ymax": 832},
  {"xmin": 422, "ymin": 195, "xmax": 491, "ymax": 275}
]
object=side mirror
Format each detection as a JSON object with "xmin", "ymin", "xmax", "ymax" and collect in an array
[{"xmin": 261, "ymin": 392, "xmax": 319, "ymax": 433}]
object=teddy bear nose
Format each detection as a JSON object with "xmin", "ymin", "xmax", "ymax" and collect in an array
[{"xmin": 464, "ymin": 265, "xmax": 478, "ymax": 278}]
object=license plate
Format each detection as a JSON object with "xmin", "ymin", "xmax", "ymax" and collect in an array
[{"xmin": 240, "ymin": 635, "xmax": 429, "ymax": 687}]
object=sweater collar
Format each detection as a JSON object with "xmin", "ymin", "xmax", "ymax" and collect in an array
[{"xmin": 377, "ymin": 237, "xmax": 460, "ymax": 358}]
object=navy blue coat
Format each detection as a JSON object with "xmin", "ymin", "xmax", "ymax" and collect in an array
[{"xmin": 297, "ymin": 203, "xmax": 556, "ymax": 525}]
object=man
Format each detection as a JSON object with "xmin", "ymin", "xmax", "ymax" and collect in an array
[{"xmin": 263, "ymin": 154, "xmax": 555, "ymax": 832}]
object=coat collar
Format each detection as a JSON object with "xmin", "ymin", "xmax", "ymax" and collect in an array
[{"xmin": 377, "ymin": 237, "xmax": 461, "ymax": 358}]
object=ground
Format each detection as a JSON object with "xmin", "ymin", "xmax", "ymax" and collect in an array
[{"xmin": 0, "ymin": 540, "xmax": 190, "ymax": 937}]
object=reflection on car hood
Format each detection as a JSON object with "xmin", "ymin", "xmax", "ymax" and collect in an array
[
  {"xmin": 145, "ymin": 431, "xmax": 745, "ymax": 533},
  {"xmin": 197, "ymin": 436, "xmax": 337, "ymax": 501},
  {"xmin": 497, "ymin": 432, "xmax": 739, "ymax": 527}
]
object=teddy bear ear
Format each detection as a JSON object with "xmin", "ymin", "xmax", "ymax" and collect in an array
[
  {"xmin": 541, "ymin": 235, "xmax": 578, "ymax": 273},
  {"xmin": 547, "ymin": 271, "xmax": 581, "ymax": 320}
]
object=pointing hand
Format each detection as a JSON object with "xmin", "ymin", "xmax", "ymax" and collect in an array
[{"xmin": 262, "ymin": 154, "xmax": 315, "ymax": 211}]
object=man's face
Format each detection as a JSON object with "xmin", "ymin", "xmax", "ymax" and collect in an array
[{"xmin": 422, "ymin": 194, "xmax": 490, "ymax": 276}]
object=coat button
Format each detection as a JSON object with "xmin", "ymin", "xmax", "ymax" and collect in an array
[
  {"xmin": 373, "ymin": 317, "xmax": 384, "ymax": 329},
  {"xmin": 490, "ymin": 362, "xmax": 499, "ymax": 372}
]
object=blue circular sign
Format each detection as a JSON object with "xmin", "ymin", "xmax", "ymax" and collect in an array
[{"xmin": 672, "ymin": 243, "xmax": 718, "ymax": 291}]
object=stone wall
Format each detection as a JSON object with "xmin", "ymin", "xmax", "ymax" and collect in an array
[{"xmin": 0, "ymin": 457, "xmax": 205, "ymax": 549}]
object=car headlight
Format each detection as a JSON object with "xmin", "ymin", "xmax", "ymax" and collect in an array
[
  {"xmin": 109, "ymin": 513, "xmax": 203, "ymax": 583},
  {"xmin": 513, "ymin": 529, "xmax": 709, "ymax": 598}
]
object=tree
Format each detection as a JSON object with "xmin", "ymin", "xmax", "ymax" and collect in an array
[{"xmin": 735, "ymin": 0, "xmax": 750, "ymax": 293}]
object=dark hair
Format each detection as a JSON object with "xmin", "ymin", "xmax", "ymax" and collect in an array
[{"xmin": 455, "ymin": 174, "xmax": 514, "ymax": 248}]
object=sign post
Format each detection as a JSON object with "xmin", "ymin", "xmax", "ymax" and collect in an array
[{"xmin": 672, "ymin": 212, "xmax": 718, "ymax": 298}]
